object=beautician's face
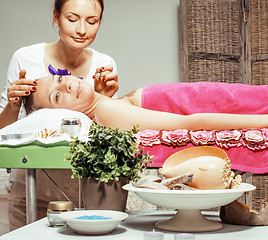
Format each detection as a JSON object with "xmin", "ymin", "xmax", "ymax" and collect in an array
[
  {"xmin": 54, "ymin": 0, "xmax": 102, "ymax": 49},
  {"xmin": 34, "ymin": 75, "xmax": 94, "ymax": 112}
]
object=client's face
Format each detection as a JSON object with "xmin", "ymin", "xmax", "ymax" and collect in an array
[{"xmin": 33, "ymin": 75, "xmax": 94, "ymax": 113}]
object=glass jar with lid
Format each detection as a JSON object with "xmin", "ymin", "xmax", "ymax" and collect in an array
[
  {"xmin": 61, "ymin": 118, "xmax": 81, "ymax": 137},
  {"xmin": 47, "ymin": 201, "xmax": 74, "ymax": 227}
]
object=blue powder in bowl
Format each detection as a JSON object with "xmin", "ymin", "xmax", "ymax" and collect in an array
[{"xmin": 74, "ymin": 215, "xmax": 112, "ymax": 220}]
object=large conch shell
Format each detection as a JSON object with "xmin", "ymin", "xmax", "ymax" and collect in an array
[{"xmin": 159, "ymin": 146, "xmax": 239, "ymax": 190}]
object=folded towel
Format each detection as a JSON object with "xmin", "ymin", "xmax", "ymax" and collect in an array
[
  {"xmin": 0, "ymin": 109, "xmax": 92, "ymax": 145},
  {"xmin": 142, "ymin": 82, "xmax": 268, "ymax": 115}
]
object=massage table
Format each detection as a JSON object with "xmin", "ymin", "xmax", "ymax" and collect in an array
[
  {"xmin": 0, "ymin": 109, "xmax": 92, "ymax": 224},
  {"xmin": 0, "ymin": 142, "xmax": 71, "ymax": 224}
]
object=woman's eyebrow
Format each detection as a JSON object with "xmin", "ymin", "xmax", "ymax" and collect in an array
[{"xmin": 67, "ymin": 12, "xmax": 100, "ymax": 19}]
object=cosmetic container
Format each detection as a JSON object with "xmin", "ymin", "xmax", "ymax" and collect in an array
[
  {"xmin": 61, "ymin": 118, "xmax": 81, "ymax": 137},
  {"xmin": 47, "ymin": 201, "xmax": 74, "ymax": 227}
]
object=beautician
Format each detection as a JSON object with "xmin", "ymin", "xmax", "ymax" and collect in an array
[{"xmin": 0, "ymin": 0, "xmax": 119, "ymax": 231}]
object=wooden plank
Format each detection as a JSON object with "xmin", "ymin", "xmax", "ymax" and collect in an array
[
  {"xmin": 245, "ymin": 0, "xmax": 252, "ymax": 84},
  {"xmin": 240, "ymin": 0, "xmax": 248, "ymax": 83},
  {"xmin": 188, "ymin": 52, "xmax": 240, "ymax": 62},
  {"xmin": 180, "ymin": 0, "xmax": 188, "ymax": 82},
  {"xmin": 251, "ymin": 53, "xmax": 268, "ymax": 61}
]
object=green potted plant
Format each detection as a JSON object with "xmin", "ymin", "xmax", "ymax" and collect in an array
[{"xmin": 65, "ymin": 122, "xmax": 153, "ymax": 211}]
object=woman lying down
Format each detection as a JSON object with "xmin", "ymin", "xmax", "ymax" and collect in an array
[{"xmin": 23, "ymin": 74, "xmax": 268, "ymax": 131}]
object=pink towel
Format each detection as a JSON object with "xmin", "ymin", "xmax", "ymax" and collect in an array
[
  {"xmin": 141, "ymin": 82, "xmax": 268, "ymax": 173},
  {"xmin": 142, "ymin": 82, "xmax": 268, "ymax": 115}
]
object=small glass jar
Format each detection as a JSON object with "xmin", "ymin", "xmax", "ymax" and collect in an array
[
  {"xmin": 47, "ymin": 201, "xmax": 74, "ymax": 227},
  {"xmin": 61, "ymin": 118, "xmax": 81, "ymax": 137}
]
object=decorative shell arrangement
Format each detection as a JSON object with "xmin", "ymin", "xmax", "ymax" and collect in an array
[
  {"xmin": 134, "ymin": 146, "xmax": 242, "ymax": 190},
  {"xmin": 34, "ymin": 128, "xmax": 61, "ymax": 138}
]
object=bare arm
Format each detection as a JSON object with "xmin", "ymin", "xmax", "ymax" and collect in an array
[
  {"xmin": 94, "ymin": 99, "xmax": 268, "ymax": 131},
  {"xmin": 0, "ymin": 102, "xmax": 20, "ymax": 129},
  {"xmin": 0, "ymin": 70, "xmax": 37, "ymax": 129}
]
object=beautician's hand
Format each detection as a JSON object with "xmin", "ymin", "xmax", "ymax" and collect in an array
[
  {"xmin": 7, "ymin": 69, "xmax": 38, "ymax": 110},
  {"xmin": 93, "ymin": 65, "xmax": 119, "ymax": 97}
]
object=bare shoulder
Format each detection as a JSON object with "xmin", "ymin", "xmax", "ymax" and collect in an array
[
  {"xmin": 96, "ymin": 98, "xmax": 128, "ymax": 111},
  {"xmin": 95, "ymin": 98, "xmax": 115, "ymax": 116},
  {"xmin": 94, "ymin": 99, "xmax": 130, "ymax": 128},
  {"xmin": 119, "ymin": 88, "xmax": 143, "ymax": 107}
]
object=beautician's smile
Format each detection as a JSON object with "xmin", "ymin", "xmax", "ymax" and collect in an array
[{"xmin": 72, "ymin": 37, "xmax": 87, "ymax": 43}]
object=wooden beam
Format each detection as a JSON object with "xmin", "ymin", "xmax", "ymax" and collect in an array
[{"xmin": 188, "ymin": 51, "xmax": 240, "ymax": 63}]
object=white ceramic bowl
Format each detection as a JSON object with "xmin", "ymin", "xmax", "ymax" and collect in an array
[
  {"xmin": 123, "ymin": 183, "xmax": 256, "ymax": 232},
  {"xmin": 59, "ymin": 210, "xmax": 128, "ymax": 235},
  {"xmin": 123, "ymin": 182, "xmax": 256, "ymax": 209}
]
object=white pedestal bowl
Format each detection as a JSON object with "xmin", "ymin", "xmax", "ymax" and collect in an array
[{"xmin": 123, "ymin": 183, "xmax": 255, "ymax": 232}]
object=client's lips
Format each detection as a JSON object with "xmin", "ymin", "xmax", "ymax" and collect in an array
[{"xmin": 77, "ymin": 83, "xmax": 83, "ymax": 98}]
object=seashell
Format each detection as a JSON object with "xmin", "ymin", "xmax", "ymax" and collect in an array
[
  {"xmin": 159, "ymin": 146, "xmax": 235, "ymax": 190},
  {"xmin": 230, "ymin": 175, "xmax": 242, "ymax": 188},
  {"xmin": 34, "ymin": 128, "xmax": 60, "ymax": 138},
  {"xmin": 132, "ymin": 176, "xmax": 168, "ymax": 190},
  {"xmin": 133, "ymin": 173, "xmax": 194, "ymax": 190},
  {"xmin": 161, "ymin": 173, "xmax": 193, "ymax": 189},
  {"xmin": 134, "ymin": 181, "xmax": 169, "ymax": 190},
  {"xmin": 173, "ymin": 183, "xmax": 199, "ymax": 190}
]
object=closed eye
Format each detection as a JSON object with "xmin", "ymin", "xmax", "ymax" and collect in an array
[
  {"xmin": 87, "ymin": 20, "xmax": 97, "ymax": 25},
  {"xmin": 87, "ymin": 17, "xmax": 100, "ymax": 25},
  {"xmin": 68, "ymin": 19, "xmax": 77, "ymax": 23}
]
